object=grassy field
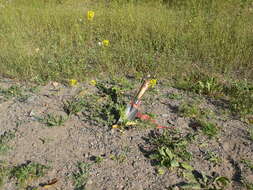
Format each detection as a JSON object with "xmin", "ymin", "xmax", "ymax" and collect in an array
[
  {"xmin": 0, "ymin": 0, "xmax": 252, "ymax": 81},
  {"xmin": 0, "ymin": 0, "xmax": 252, "ymax": 116}
]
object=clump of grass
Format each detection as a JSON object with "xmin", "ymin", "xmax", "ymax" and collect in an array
[
  {"xmin": 193, "ymin": 77, "xmax": 223, "ymax": 96},
  {"xmin": 0, "ymin": 85, "xmax": 29, "ymax": 102},
  {"xmin": 203, "ymin": 151, "xmax": 222, "ymax": 166},
  {"xmin": 109, "ymin": 76, "xmax": 134, "ymax": 92},
  {"xmin": 177, "ymin": 101, "xmax": 219, "ymax": 138},
  {"xmin": 72, "ymin": 162, "xmax": 91, "ymax": 190},
  {"xmin": 178, "ymin": 101, "xmax": 216, "ymax": 120},
  {"xmin": 241, "ymin": 159, "xmax": 253, "ymax": 171},
  {"xmin": 39, "ymin": 113, "xmax": 67, "ymax": 127},
  {"xmin": 167, "ymin": 93, "xmax": 183, "ymax": 100},
  {"xmin": 177, "ymin": 73, "xmax": 253, "ymax": 117},
  {"xmin": 178, "ymin": 102, "xmax": 200, "ymax": 118},
  {"xmin": 0, "ymin": 85, "xmax": 22, "ymax": 98},
  {"xmin": 225, "ymin": 80, "xmax": 253, "ymax": 116},
  {"xmin": 195, "ymin": 119, "xmax": 219, "ymax": 138},
  {"xmin": 10, "ymin": 162, "xmax": 49, "ymax": 188},
  {"xmin": 0, "ymin": 163, "xmax": 10, "ymax": 188},
  {"xmin": 0, "ymin": 130, "xmax": 15, "ymax": 155}
]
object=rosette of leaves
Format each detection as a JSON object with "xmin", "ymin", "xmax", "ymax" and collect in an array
[{"xmin": 149, "ymin": 131, "xmax": 196, "ymax": 171}]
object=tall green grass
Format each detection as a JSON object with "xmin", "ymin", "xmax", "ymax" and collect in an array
[{"xmin": 0, "ymin": 0, "xmax": 252, "ymax": 82}]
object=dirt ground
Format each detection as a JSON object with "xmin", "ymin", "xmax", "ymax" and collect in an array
[{"xmin": 0, "ymin": 77, "xmax": 252, "ymax": 190}]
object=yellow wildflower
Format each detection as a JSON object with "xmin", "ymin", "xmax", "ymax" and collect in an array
[
  {"xmin": 157, "ymin": 168, "xmax": 165, "ymax": 175},
  {"xmin": 90, "ymin": 80, "xmax": 97, "ymax": 86},
  {"xmin": 125, "ymin": 121, "xmax": 137, "ymax": 126},
  {"xmin": 102, "ymin": 40, "xmax": 109, "ymax": 47},
  {"xmin": 69, "ymin": 79, "xmax": 78, "ymax": 86},
  {"xmin": 112, "ymin": 124, "xmax": 120, "ymax": 129},
  {"xmin": 149, "ymin": 79, "xmax": 157, "ymax": 88},
  {"xmin": 87, "ymin": 10, "xmax": 95, "ymax": 21}
]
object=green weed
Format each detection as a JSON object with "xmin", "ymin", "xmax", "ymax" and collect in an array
[
  {"xmin": 0, "ymin": 85, "xmax": 28, "ymax": 102},
  {"xmin": 167, "ymin": 93, "xmax": 183, "ymax": 100},
  {"xmin": 0, "ymin": 130, "xmax": 15, "ymax": 155},
  {"xmin": 109, "ymin": 146, "xmax": 130, "ymax": 163},
  {"xmin": 108, "ymin": 77, "xmax": 134, "ymax": 92},
  {"xmin": 179, "ymin": 170, "xmax": 230, "ymax": 190},
  {"xmin": 178, "ymin": 102, "xmax": 200, "ymax": 118},
  {"xmin": 63, "ymin": 98, "xmax": 86, "ymax": 116},
  {"xmin": 0, "ymin": 85, "xmax": 22, "ymax": 98},
  {"xmin": 28, "ymin": 86, "xmax": 40, "ymax": 93},
  {"xmin": 193, "ymin": 77, "xmax": 223, "ymax": 96},
  {"xmin": 203, "ymin": 151, "xmax": 222, "ymax": 166},
  {"xmin": 109, "ymin": 153, "xmax": 127, "ymax": 163},
  {"xmin": 72, "ymin": 162, "xmax": 91, "ymax": 190},
  {"xmin": 148, "ymin": 130, "xmax": 196, "ymax": 171},
  {"xmin": 94, "ymin": 156, "xmax": 104, "ymax": 164},
  {"xmin": 195, "ymin": 119, "xmax": 219, "ymax": 138},
  {"xmin": 0, "ymin": 163, "xmax": 10, "ymax": 188},
  {"xmin": 177, "ymin": 74, "xmax": 253, "ymax": 116},
  {"xmin": 225, "ymin": 80, "xmax": 253, "ymax": 116},
  {"xmin": 10, "ymin": 162, "xmax": 49, "ymax": 188},
  {"xmin": 243, "ymin": 181, "xmax": 253, "ymax": 190},
  {"xmin": 80, "ymin": 81, "xmax": 125, "ymax": 127},
  {"xmin": 178, "ymin": 101, "xmax": 216, "ymax": 121},
  {"xmin": 39, "ymin": 113, "xmax": 67, "ymax": 127},
  {"xmin": 241, "ymin": 159, "xmax": 253, "ymax": 171}
]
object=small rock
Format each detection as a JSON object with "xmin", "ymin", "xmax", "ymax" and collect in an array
[
  {"xmin": 175, "ymin": 117, "xmax": 188, "ymax": 128},
  {"xmin": 222, "ymin": 142, "xmax": 231, "ymax": 151}
]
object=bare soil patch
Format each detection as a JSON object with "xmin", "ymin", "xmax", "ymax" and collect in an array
[{"xmin": 0, "ymin": 78, "xmax": 252, "ymax": 190}]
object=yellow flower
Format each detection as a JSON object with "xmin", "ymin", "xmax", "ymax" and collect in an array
[
  {"xmin": 149, "ymin": 79, "xmax": 157, "ymax": 88},
  {"xmin": 90, "ymin": 80, "xmax": 97, "ymax": 86},
  {"xmin": 87, "ymin": 10, "xmax": 95, "ymax": 21},
  {"xmin": 102, "ymin": 40, "xmax": 109, "ymax": 47},
  {"xmin": 69, "ymin": 79, "xmax": 78, "ymax": 86},
  {"xmin": 157, "ymin": 168, "xmax": 165, "ymax": 175},
  {"xmin": 125, "ymin": 121, "xmax": 137, "ymax": 126}
]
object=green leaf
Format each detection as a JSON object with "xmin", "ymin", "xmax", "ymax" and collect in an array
[
  {"xmin": 170, "ymin": 159, "xmax": 180, "ymax": 168},
  {"xmin": 158, "ymin": 147, "xmax": 167, "ymax": 157},
  {"xmin": 214, "ymin": 176, "xmax": 230, "ymax": 187},
  {"xmin": 149, "ymin": 154, "xmax": 160, "ymax": 160},
  {"xmin": 164, "ymin": 147, "xmax": 175, "ymax": 159},
  {"xmin": 180, "ymin": 162, "xmax": 194, "ymax": 170},
  {"xmin": 183, "ymin": 172, "xmax": 198, "ymax": 183},
  {"xmin": 202, "ymin": 173, "xmax": 208, "ymax": 184}
]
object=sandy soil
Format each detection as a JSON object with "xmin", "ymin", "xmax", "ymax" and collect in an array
[{"xmin": 0, "ymin": 78, "xmax": 252, "ymax": 190}]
